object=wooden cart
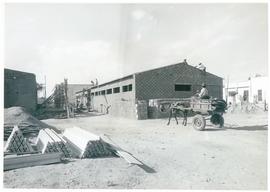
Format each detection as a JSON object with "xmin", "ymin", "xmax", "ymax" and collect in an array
[
  {"xmin": 189, "ymin": 99, "xmax": 226, "ymax": 131},
  {"xmin": 163, "ymin": 98, "xmax": 227, "ymax": 131}
]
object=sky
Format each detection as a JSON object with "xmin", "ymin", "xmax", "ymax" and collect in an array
[{"xmin": 5, "ymin": 3, "xmax": 268, "ymax": 96}]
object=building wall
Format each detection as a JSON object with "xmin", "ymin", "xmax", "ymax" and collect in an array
[
  {"xmin": 91, "ymin": 76, "xmax": 136, "ymax": 119},
  {"xmin": 250, "ymin": 76, "xmax": 268, "ymax": 103},
  {"xmin": 75, "ymin": 90, "xmax": 88, "ymax": 109},
  {"xmin": 226, "ymin": 76, "xmax": 268, "ymax": 104},
  {"xmin": 135, "ymin": 62, "xmax": 223, "ymax": 100},
  {"xmin": 4, "ymin": 69, "xmax": 37, "ymax": 112},
  {"xmin": 224, "ymin": 81, "xmax": 250, "ymax": 103},
  {"xmin": 90, "ymin": 63, "xmax": 223, "ymax": 119}
]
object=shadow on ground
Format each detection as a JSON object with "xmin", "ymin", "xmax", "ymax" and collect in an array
[
  {"xmin": 226, "ymin": 124, "xmax": 268, "ymax": 131},
  {"xmin": 74, "ymin": 112, "xmax": 105, "ymax": 118},
  {"xmin": 204, "ymin": 124, "xmax": 268, "ymax": 131}
]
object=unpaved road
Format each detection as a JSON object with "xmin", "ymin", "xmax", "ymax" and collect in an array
[{"xmin": 4, "ymin": 112, "xmax": 268, "ymax": 189}]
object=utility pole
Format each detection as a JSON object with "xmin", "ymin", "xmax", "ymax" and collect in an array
[
  {"xmin": 44, "ymin": 75, "xmax": 47, "ymax": 99},
  {"xmin": 64, "ymin": 78, "xmax": 70, "ymax": 118},
  {"xmin": 226, "ymin": 75, "xmax": 229, "ymax": 103}
]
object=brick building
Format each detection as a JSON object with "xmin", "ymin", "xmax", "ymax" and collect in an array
[
  {"xmin": 90, "ymin": 62, "xmax": 223, "ymax": 119},
  {"xmin": 4, "ymin": 68, "xmax": 37, "ymax": 112}
]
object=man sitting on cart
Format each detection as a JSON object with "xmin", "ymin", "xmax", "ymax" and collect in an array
[{"xmin": 198, "ymin": 83, "xmax": 210, "ymax": 99}]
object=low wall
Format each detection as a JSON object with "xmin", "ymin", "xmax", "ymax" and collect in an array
[{"xmin": 147, "ymin": 98, "xmax": 186, "ymax": 119}]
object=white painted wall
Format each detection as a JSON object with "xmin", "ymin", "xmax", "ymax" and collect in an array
[
  {"xmin": 224, "ymin": 76, "xmax": 268, "ymax": 104},
  {"xmin": 250, "ymin": 76, "xmax": 268, "ymax": 103}
]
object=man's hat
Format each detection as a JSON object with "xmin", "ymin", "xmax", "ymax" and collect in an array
[{"xmin": 202, "ymin": 83, "xmax": 206, "ymax": 87}]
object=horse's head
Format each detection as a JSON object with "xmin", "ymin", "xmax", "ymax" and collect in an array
[{"xmin": 159, "ymin": 102, "xmax": 171, "ymax": 112}]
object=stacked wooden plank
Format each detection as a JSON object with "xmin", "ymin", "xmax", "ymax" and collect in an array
[
  {"xmin": 4, "ymin": 126, "xmax": 34, "ymax": 153},
  {"xmin": 63, "ymin": 127, "xmax": 115, "ymax": 158},
  {"xmin": 36, "ymin": 128, "xmax": 70, "ymax": 157},
  {"xmin": 4, "ymin": 152, "xmax": 62, "ymax": 171}
]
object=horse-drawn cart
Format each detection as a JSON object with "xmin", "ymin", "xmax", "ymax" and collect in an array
[
  {"xmin": 161, "ymin": 98, "xmax": 227, "ymax": 131},
  {"xmin": 190, "ymin": 99, "xmax": 227, "ymax": 130}
]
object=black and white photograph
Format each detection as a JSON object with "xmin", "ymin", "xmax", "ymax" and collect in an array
[{"xmin": 2, "ymin": 1, "xmax": 268, "ymax": 190}]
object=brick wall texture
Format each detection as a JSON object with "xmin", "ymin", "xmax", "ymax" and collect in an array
[
  {"xmin": 91, "ymin": 62, "xmax": 223, "ymax": 119},
  {"xmin": 135, "ymin": 62, "xmax": 223, "ymax": 100},
  {"xmin": 4, "ymin": 69, "xmax": 37, "ymax": 112}
]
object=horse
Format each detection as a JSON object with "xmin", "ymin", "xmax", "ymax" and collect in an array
[
  {"xmin": 166, "ymin": 101, "xmax": 190, "ymax": 126},
  {"xmin": 165, "ymin": 98, "xmax": 227, "ymax": 126}
]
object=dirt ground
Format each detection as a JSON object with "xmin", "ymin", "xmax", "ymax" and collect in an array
[{"xmin": 4, "ymin": 111, "xmax": 268, "ymax": 189}]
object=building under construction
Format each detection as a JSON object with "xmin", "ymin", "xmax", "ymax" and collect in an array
[{"xmin": 90, "ymin": 61, "xmax": 223, "ymax": 119}]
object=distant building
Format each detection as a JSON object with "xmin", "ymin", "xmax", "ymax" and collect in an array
[
  {"xmin": 53, "ymin": 83, "xmax": 92, "ymax": 109},
  {"xmin": 75, "ymin": 89, "xmax": 91, "ymax": 110},
  {"xmin": 225, "ymin": 76, "xmax": 268, "ymax": 105},
  {"xmin": 4, "ymin": 68, "xmax": 37, "ymax": 112},
  {"xmin": 37, "ymin": 83, "xmax": 46, "ymax": 105},
  {"xmin": 90, "ymin": 62, "xmax": 223, "ymax": 119},
  {"xmin": 66, "ymin": 84, "xmax": 92, "ymax": 105}
]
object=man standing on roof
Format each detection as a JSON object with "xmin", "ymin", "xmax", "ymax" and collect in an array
[
  {"xmin": 196, "ymin": 63, "xmax": 206, "ymax": 72},
  {"xmin": 199, "ymin": 83, "xmax": 210, "ymax": 99}
]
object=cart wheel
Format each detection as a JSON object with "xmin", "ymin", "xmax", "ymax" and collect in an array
[
  {"xmin": 210, "ymin": 114, "xmax": 224, "ymax": 128},
  {"xmin": 192, "ymin": 115, "xmax": 206, "ymax": 131}
]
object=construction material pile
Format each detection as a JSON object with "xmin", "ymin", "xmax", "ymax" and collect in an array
[
  {"xmin": 4, "ymin": 125, "xmax": 146, "ymax": 171},
  {"xmin": 4, "ymin": 126, "xmax": 34, "ymax": 154},
  {"xmin": 4, "ymin": 107, "xmax": 47, "ymax": 140},
  {"xmin": 36, "ymin": 128, "xmax": 70, "ymax": 157},
  {"xmin": 4, "ymin": 126, "xmax": 68, "ymax": 171},
  {"xmin": 63, "ymin": 127, "xmax": 115, "ymax": 158}
]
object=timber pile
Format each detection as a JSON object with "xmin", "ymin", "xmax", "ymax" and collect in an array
[
  {"xmin": 4, "ymin": 126, "xmax": 34, "ymax": 153},
  {"xmin": 36, "ymin": 128, "xmax": 70, "ymax": 157},
  {"xmin": 4, "ymin": 152, "xmax": 63, "ymax": 171},
  {"xmin": 63, "ymin": 127, "xmax": 115, "ymax": 158}
]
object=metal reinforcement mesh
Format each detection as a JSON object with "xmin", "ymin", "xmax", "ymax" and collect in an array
[
  {"xmin": 82, "ymin": 140, "xmax": 116, "ymax": 158},
  {"xmin": 5, "ymin": 128, "xmax": 33, "ymax": 153},
  {"xmin": 43, "ymin": 141, "xmax": 71, "ymax": 158}
]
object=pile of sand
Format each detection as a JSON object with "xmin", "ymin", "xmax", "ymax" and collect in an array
[{"xmin": 4, "ymin": 107, "xmax": 48, "ymax": 128}]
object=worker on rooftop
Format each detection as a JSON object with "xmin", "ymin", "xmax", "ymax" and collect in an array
[{"xmin": 196, "ymin": 63, "xmax": 206, "ymax": 72}]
